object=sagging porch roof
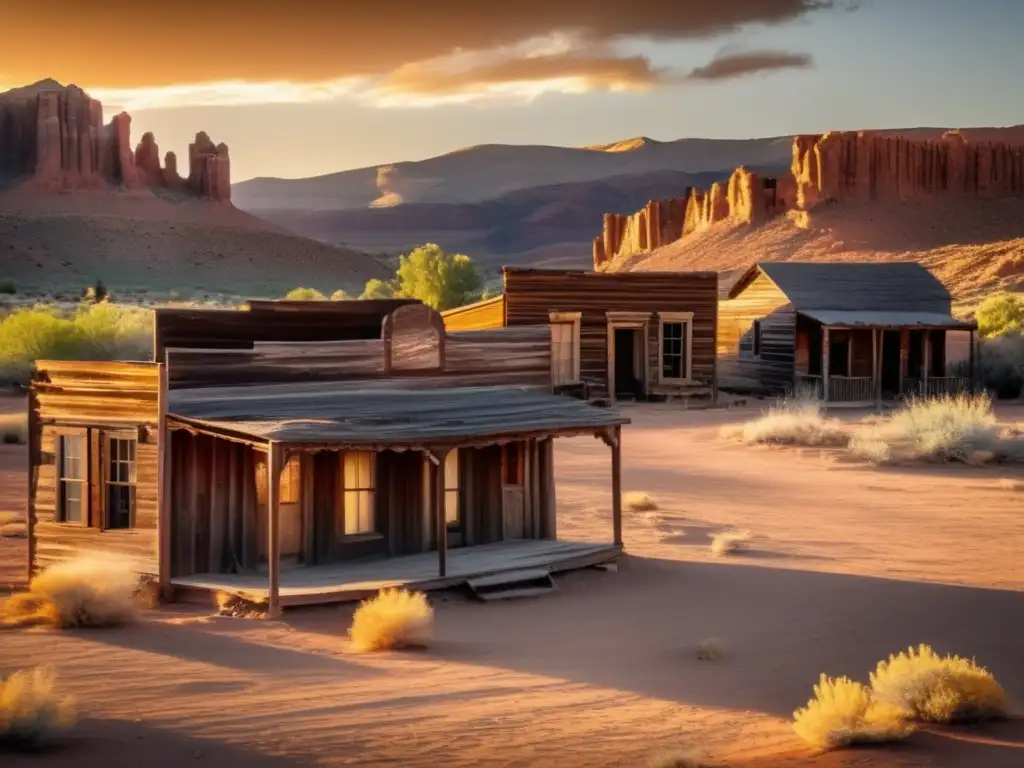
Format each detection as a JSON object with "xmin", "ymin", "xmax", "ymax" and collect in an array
[
  {"xmin": 798, "ymin": 309, "xmax": 976, "ymax": 329},
  {"xmin": 167, "ymin": 384, "xmax": 629, "ymax": 446}
]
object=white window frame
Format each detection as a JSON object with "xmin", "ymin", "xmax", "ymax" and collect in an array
[
  {"xmin": 548, "ymin": 311, "xmax": 581, "ymax": 387},
  {"xmin": 657, "ymin": 311, "xmax": 694, "ymax": 384}
]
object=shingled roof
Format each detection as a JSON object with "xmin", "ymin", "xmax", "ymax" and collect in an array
[{"xmin": 729, "ymin": 262, "xmax": 953, "ymax": 313}]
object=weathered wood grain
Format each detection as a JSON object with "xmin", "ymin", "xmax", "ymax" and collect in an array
[{"xmin": 718, "ymin": 269, "xmax": 795, "ymax": 394}]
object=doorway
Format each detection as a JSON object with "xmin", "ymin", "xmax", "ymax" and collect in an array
[
  {"xmin": 501, "ymin": 442, "xmax": 525, "ymax": 539},
  {"xmin": 881, "ymin": 330, "xmax": 902, "ymax": 396},
  {"xmin": 611, "ymin": 327, "xmax": 646, "ymax": 400},
  {"xmin": 256, "ymin": 452, "xmax": 305, "ymax": 570}
]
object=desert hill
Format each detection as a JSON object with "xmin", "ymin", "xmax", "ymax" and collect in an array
[
  {"xmin": 0, "ymin": 80, "xmax": 389, "ymax": 294},
  {"xmin": 598, "ymin": 130, "xmax": 1024, "ymax": 310}
]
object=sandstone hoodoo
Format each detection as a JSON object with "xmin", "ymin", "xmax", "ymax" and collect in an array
[
  {"xmin": 0, "ymin": 79, "xmax": 231, "ymax": 202},
  {"xmin": 593, "ymin": 130, "xmax": 1024, "ymax": 268}
]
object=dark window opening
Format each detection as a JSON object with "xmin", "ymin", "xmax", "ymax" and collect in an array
[
  {"xmin": 106, "ymin": 437, "xmax": 136, "ymax": 529},
  {"xmin": 58, "ymin": 435, "xmax": 85, "ymax": 524},
  {"xmin": 752, "ymin": 320, "xmax": 763, "ymax": 358},
  {"xmin": 661, "ymin": 322, "xmax": 687, "ymax": 380},
  {"xmin": 503, "ymin": 443, "xmax": 523, "ymax": 486}
]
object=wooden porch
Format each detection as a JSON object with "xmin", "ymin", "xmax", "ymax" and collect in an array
[{"xmin": 172, "ymin": 538, "xmax": 621, "ymax": 607}]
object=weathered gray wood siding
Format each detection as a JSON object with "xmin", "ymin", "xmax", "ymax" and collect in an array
[
  {"xmin": 717, "ymin": 272, "xmax": 796, "ymax": 394},
  {"xmin": 501, "ymin": 269, "xmax": 718, "ymax": 400},
  {"xmin": 29, "ymin": 362, "xmax": 160, "ymax": 576}
]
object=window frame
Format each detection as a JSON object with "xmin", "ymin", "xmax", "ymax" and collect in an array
[
  {"xmin": 548, "ymin": 311, "xmax": 582, "ymax": 387},
  {"xmin": 444, "ymin": 449, "xmax": 461, "ymax": 529},
  {"xmin": 340, "ymin": 451, "xmax": 376, "ymax": 537},
  {"xmin": 657, "ymin": 311, "xmax": 694, "ymax": 384},
  {"xmin": 102, "ymin": 430, "xmax": 138, "ymax": 530},
  {"xmin": 55, "ymin": 428, "xmax": 88, "ymax": 526}
]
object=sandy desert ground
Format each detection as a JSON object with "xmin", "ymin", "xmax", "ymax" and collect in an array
[{"xmin": 1, "ymin": 395, "xmax": 1022, "ymax": 767}]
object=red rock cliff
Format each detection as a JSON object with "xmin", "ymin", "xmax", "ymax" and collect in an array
[
  {"xmin": 593, "ymin": 130, "xmax": 1024, "ymax": 269},
  {"xmin": 0, "ymin": 80, "xmax": 231, "ymax": 202}
]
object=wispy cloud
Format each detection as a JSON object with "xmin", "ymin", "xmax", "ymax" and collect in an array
[{"xmin": 687, "ymin": 50, "xmax": 814, "ymax": 81}]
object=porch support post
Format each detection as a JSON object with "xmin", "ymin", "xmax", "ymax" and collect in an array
[
  {"xmin": 267, "ymin": 441, "xmax": 282, "ymax": 619},
  {"xmin": 157, "ymin": 362, "xmax": 173, "ymax": 600},
  {"xmin": 432, "ymin": 447, "xmax": 450, "ymax": 578},
  {"xmin": 609, "ymin": 426, "xmax": 623, "ymax": 547},
  {"xmin": 923, "ymin": 330, "xmax": 931, "ymax": 396},
  {"xmin": 872, "ymin": 328, "xmax": 881, "ymax": 406},
  {"xmin": 821, "ymin": 326, "xmax": 830, "ymax": 404},
  {"xmin": 969, "ymin": 329, "xmax": 977, "ymax": 394}
]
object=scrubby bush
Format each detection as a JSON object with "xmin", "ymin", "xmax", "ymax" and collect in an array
[
  {"xmin": 360, "ymin": 278, "xmax": 397, "ymax": 300},
  {"xmin": 623, "ymin": 491, "xmax": 658, "ymax": 512},
  {"xmin": 348, "ymin": 588, "xmax": 433, "ymax": 652},
  {"xmin": 720, "ymin": 396, "xmax": 849, "ymax": 447},
  {"xmin": 395, "ymin": 244, "xmax": 481, "ymax": 310},
  {"xmin": 793, "ymin": 674, "xmax": 913, "ymax": 751},
  {"xmin": 0, "ymin": 280, "xmax": 16, "ymax": 295},
  {"xmin": 330, "ymin": 289, "xmax": 352, "ymax": 301},
  {"xmin": 869, "ymin": 644, "xmax": 1010, "ymax": 724},
  {"xmin": 710, "ymin": 530, "xmax": 751, "ymax": 556},
  {"xmin": 648, "ymin": 753, "xmax": 715, "ymax": 768},
  {"xmin": 1, "ymin": 556, "xmax": 141, "ymax": 629},
  {"xmin": 0, "ymin": 667, "xmax": 76, "ymax": 749},
  {"xmin": 0, "ymin": 303, "xmax": 152, "ymax": 386},
  {"xmin": 283, "ymin": 287, "xmax": 327, "ymax": 301},
  {"xmin": 977, "ymin": 293, "xmax": 1024, "ymax": 338},
  {"xmin": 849, "ymin": 394, "xmax": 1023, "ymax": 464}
]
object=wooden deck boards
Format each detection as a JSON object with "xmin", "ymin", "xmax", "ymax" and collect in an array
[{"xmin": 172, "ymin": 539, "xmax": 620, "ymax": 606}]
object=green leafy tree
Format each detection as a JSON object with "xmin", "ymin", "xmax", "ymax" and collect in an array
[
  {"xmin": 283, "ymin": 287, "xmax": 327, "ymax": 301},
  {"xmin": 977, "ymin": 293, "xmax": 1024, "ymax": 338},
  {"xmin": 330, "ymin": 289, "xmax": 352, "ymax": 301},
  {"xmin": 360, "ymin": 278, "xmax": 397, "ymax": 300},
  {"xmin": 394, "ymin": 243, "xmax": 480, "ymax": 310}
]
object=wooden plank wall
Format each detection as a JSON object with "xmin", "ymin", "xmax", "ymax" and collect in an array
[
  {"xmin": 717, "ymin": 271, "xmax": 796, "ymax": 395},
  {"xmin": 441, "ymin": 295, "xmax": 506, "ymax": 332},
  {"xmin": 501, "ymin": 268, "xmax": 718, "ymax": 400},
  {"xmin": 30, "ymin": 362, "xmax": 161, "ymax": 575},
  {"xmin": 153, "ymin": 299, "xmax": 417, "ymax": 360}
]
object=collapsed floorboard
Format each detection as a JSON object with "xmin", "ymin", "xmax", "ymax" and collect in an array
[{"xmin": 466, "ymin": 568, "xmax": 557, "ymax": 601}]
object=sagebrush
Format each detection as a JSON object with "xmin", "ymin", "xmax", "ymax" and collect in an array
[
  {"xmin": 0, "ymin": 667, "xmax": 76, "ymax": 749},
  {"xmin": 792, "ymin": 674, "xmax": 913, "ymax": 751},
  {"xmin": 647, "ymin": 752, "xmax": 715, "ymax": 768},
  {"xmin": 623, "ymin": 491, "xmax": 658, "ymax": 512},
  {"xmin": 1, "ymin": 556, "xmax": 141, "ymax": 629},
  {"xmin": 710, "ymin": 529, "xmax": 751, "ymax": 556},
  {"xmin": 349, "ymin": 588, "xmax": 433, "ymax": 652},
  {"xmin": 869, "ymin": 644, "xmax": 1010, "ymax": 723},
  {"xmin": 721, "ymin": 396, "xmax": 849, "ymax": 447}
]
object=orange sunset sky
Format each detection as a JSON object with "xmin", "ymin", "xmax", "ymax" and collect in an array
[{"xmin": 3, "ymin": 0, "xmax": 1023, "ymax": 181}]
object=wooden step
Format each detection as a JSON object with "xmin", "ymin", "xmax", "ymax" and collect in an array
[{"xmin": 466, "ymin": 568, "xmax": 557, "ymax": 601}]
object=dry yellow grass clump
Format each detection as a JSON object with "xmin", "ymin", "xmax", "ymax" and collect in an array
[
  {"xmin": 1, "ymin": 556, "xmax": 140, "ymax": 629},
  {"xmin": 710, "ymin": 529, "xmax": 751, "ymax": 556},
  {"xmin": 869, "ymin": 644, "xmax": 1011, "ymax": 723},
  {"xmin": 0, "ymin": 666, "xmax": 76, "ymax": 749},
  {"xmin": 721, "ymin": 397, "xmax": 849, "ymax": 448},
  {"xmin": 623, "ymin": 491, "xmax": 659, "ymax": 512},
  {"xmin": 648, "ymin": 752, "xmax": 716, "ymax": 768},
  {"xmin": 349, "ymin": 588, "xmax": 434, "ymax": 652},
  {"xmin": 793, "ymin": 674, "xmax": 913, "ymax": 751}
]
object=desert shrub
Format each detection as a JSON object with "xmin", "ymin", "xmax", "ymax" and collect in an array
[
  {"xmin": 793, "ymin": 674, "xmax": 913, "ymax": 751},
  {"xmin": 977, "ymin": 293, "xmax": 1024, "ymax": 338},
  {"xmin": 0, "ymin": 303, "xmax": 152, "ymax": 386},
  {"xmin": 349, "ymin": 587, "xmax": 433, "ymax": 652},
  {"xmin": 215, "ymin": 591, "xmax": 268, "ymax": 619},
  {"xmin": 623, "ymin": 491, "xmax": 658, "ymax": 512},
  {"xmin": 360, "ymin": 278, "xmax": 397, "ymax": 300},
  {"xmin": 710, "ymin": 529, "xmax": 751, "ymax": 556},
  {"xmin": 648, "ymin": 753, "xmax": 714, "ymax": 768},
  {"xmin": 721, "ymin": 396, "xmax": 849, "ymax": 447},
  {"xmin": 0, "ymin": 280, "xmax": 15, "ymax": 295},
  {"xmin": 283, "ymin": 286, "xmax": 327, "ymax": 301},
  {"xmin": 0, "ymin": 667, "xmax": 76, "ymax": 750},
  {"xmin": 849, "ymin": 394, "xmax": 1023, "ymax": 464},
  {"xmin": 869, "ymin": 644, "xmax": 1010, "ymax": 724},
  {"xmin": 1, "ymin": 556, "xmax": 141, "ymax": 629},
  {"xmin": 394, "ymin": 243, "xmax": 481, "ymax": 310},
  {"xmin": 330, "ymin": 289, "xmax": 352, "ymax": 301}
]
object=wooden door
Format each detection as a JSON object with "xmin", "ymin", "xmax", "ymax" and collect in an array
[
  {"xmin": 256, "ymin": 453, "xmax": 304, "ymax": 566},
  {"xmin": 501, "ymin": 442, "xmax": 525, "ymax": 539}
]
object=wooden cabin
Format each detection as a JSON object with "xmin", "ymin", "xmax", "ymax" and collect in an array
[
  {"xmin": 441, "ymin": 267, "xmax": 718, "ymax": 404},
  {"xmin": 27, "ymin": 300, "xmax": 629, "ymax": 615},
  {"xmin": 717, "ymin": 262, "xmax": 978, "ymax": 405}
]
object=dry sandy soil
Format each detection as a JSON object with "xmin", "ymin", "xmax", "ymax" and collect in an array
[
  {"xmin": 1, "ymin": 395, "xmax": 1022, "ymax": 767},
  {"xmin": 611, "ymin": 199, "xmax": 1024, "ymax": 312}
]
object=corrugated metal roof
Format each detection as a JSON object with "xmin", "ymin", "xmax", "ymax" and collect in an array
[
  {"xmin": 743, "ymin": 262, "xmax": 952, "ymax": 312},
  {"xmin": 168, "ymin": 384, "xmax": 628, "ymax": 445},
  {"xmin": 798, "ymin": 309, "xmax": 975, "ymax": 329}
]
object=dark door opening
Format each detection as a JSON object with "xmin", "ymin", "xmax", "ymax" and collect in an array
[
  {"xmin": 881, "ymin": 330, "xmax": 901, "ymax": 396},
  {"xmin": 613, "ymin": 328, "xmax": 644, "ymax": 399}
]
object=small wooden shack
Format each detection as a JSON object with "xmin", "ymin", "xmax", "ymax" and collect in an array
[
  {"xmin": 27, "ymin": 300, "xmax": 629, "ymax": 614},
  {"xmin": 717, "ymin": 262, "xmax": 977, "ymax": 404},
  {"xmin": 441, "ymin": 267, "xmax": 718, "ymax": 403}
]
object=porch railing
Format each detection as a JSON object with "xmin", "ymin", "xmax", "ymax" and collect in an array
[
  {"xmin": 903, "ymin": 377, "xmax": 972, "ymax": 399},
  {"xmin": 794, "ymin": 374, "xmax": 822, "ymax": 400},
  {"xmin": 827, "ymin": 376, "xmax": 875, "ymax": 403}
]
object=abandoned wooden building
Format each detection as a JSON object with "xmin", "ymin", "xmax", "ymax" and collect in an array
[
  {"xmin": 717, "ymin": 262, "xmax": 977, "ymax": 405},
  {"xmin": 441, "ymin": 267, "xmax": 718, "ymax": 403},
  {"xmin": 27, "ymin": 300, "xmax": 629, "ymax": 614}
]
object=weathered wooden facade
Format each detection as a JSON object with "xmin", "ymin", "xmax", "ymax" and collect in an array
[
  {"xmin": 718, "ymin": 262, "xmax": 977, "ymax": 404},
  {"xmin": 27, "ymin": 300, "xmax": 628, "ymax": 613},
  {"xmin": 442, "ymin": 267, "xmax": 718, "ymax": 403}
]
